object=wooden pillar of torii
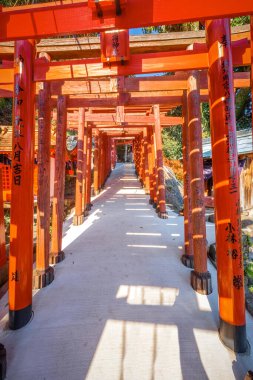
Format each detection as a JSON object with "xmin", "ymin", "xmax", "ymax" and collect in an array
[
  {"xmin": 98, "ymin": 133, "xmax": 103, "ymax": 190},
  {"xmin": 102, "ymin": 135, "xmax": 106, "ymax": 186},
  {"xmin": 181, "ymin": 93, "xmax": 194, "ymax": 267},
  {"xmin": 82, "ymin": 119, "xmax": 89, "ymax": 216},
  {"xmin": 206, "ymin": 18, "xmax": 247, "ymax": 353},
  {"xmin": 97, "ymin": 132, "xmax": 103, "ymax": 191},
  {"xmin": 133, "ymin": 137, "xmax": 140, "ymax": 178},
  {"xmin": 150, "ymin": 126, "xmax": 158, "ymax": 208},
  {"xmin": 99, "ymin": 133, "xmax": 106, "ymax": 189},
  {"xmin": 139, "ymin": 132, "xmax": 145, "ymax": 187},
  {"xmin": 73, "ymin": 108, "xmax": 85, "ymax": 226},
  {"xmin": 106, "ymin": 137, "xmax": 112, "ymax": 178},
  {"xmin": 141, "ymin": 132, "xmax": 148, "ymax": 190},
  {"xmin": 147, "ymin": 127, "xmax": 155, "ymax": 205},
  {"xmin": 93, "ymin": 133, "xmax": 100, "ymax": 195},
  {"xmin": 111, "ymin": 139, "xmax": 117, "ymax": 169},
  {"xmin": 105, "ymin": 136, "xmax": 111, "ymax": 181},
  {"xmin": 50, "ymin": 96, "xmax": 67, "ymax": 264},
  {"xmin": 0, "ymin": 168, "xmax": 6, "ymax": 271},
  {"xmin": 85, "ymin": 126, "xmax": 93, "ymax": 211},
  {"xmin": 137, "ymin": 137, "xmax": 142, "ymax": 179},
  {"xmin": 153, "ymin": 105, "xmax": 168, "ymax": 219},
  {"xmin": 9, "ymin": 40, "xmax": 36, "ymax": 330},
  {"xmin": 138, "ymin": 135, "xmax": 143, "ymax": 181},
  {"xmin": 187, "ymin": 71, "xmax": 212, "ymax": 294},
  {"xmin": 33, "ymin": 78, "xmax": 54, "ymax": 289},
  {"xmin": 143, "ymin": 128, "xmax": 150, "ymax": 194}
]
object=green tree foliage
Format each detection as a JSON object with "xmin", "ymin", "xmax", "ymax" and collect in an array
[
  {"xmin": 143, "ymin": 22, "xmax": 200, "ymax": 34},
  {"xmin": 162, "ymin": 126, "xmax": 182, "ymax": 159},
  {"xmin": 201, "ymin": 103, "xmax": 210, "ymax": 137},
  {"xmin": 235, "ymin": 87, "xmax": 251, "ymax": 130},
  {"xmin": 1, "ymin": 0, "xmax": 48, "ymax": 5},
  {"xmin": 162, "ymin": 106, "xmax": 182, "ymax": 159},
  {"xmin": 0, "ymin": 99, "xmax": 12, "ymax": 125},
  {"xmin": 231, "ymin": 16, "xmax": 250, "ymax": 26}
]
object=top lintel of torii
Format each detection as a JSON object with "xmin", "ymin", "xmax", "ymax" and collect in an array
[{"xmin": 0, "ymin": 0, "xmax": 252, "ymax": 42}]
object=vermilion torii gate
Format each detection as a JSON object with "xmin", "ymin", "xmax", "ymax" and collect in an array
[
  {"xmin": 0, "ymin": 1, "xmax": 252, "ymax": 367},
  {"xmin": 0, "ymin": 0, "xmax": 252, "ymax": 40}
]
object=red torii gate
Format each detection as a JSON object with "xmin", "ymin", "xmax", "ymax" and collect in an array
[
  {"xmin": 0, "ymin": 2, "xmax": 252, "ymax": 369},
  {"xmin": 0, "ymin": 0, "xmax": 252, "ymax": 40}
]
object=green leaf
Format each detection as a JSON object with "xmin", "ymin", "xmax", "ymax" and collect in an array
[{"xmin": 245, "ymin": 263, "xmax": 253, "ymax": 279}]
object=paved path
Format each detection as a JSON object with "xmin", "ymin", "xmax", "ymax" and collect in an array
[{"xmin": 0, "ymin": 163, "xmax": 253, "ymax": 380}]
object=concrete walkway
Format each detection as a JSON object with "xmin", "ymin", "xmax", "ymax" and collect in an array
[{"xmin": 0, "ymin": 163, "xmax": 253, "ymax": 380}]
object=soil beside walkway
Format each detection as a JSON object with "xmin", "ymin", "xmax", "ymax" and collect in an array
[{"xmin": 0, "ymin": 163, "xmax": 252, "ymax": 380}]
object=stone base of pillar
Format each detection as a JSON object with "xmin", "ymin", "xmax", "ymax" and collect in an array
[
  {"xmin": 191, "ymin": 270, "xmax": 212, "ymax": 295},
  {"xmin": 0, "ymin": 344, "xmax": 6, "ymax": 380},
  {"xmin": 149, "ymin": 199, "xmax": 154, "ymax": 205},
  {"xmin": 219, "ymin": 318, "xmax": 248, "ymax": 353},
  {"xmin": 244, "ymin": 371, "xmax": 253, "ymax": 379},
  {"xmin": 33, "ymin": 266, "xmax": 54, "ymax": 289},
  {"xmin": 158, "ymin": 211, "xmax": 168, "ymax": 219},
  {"xmin": 86, "ymin": 203, "xmax": 93, "ymax": 211},
  {"xmin": 181, "ymin": 254, "xmax": 194, "ymax": 268},
  {"xmin": 9, "ymin": 304, "xmax": 32, "ymax": 330},
  {"xmin": 94, "ymin": 190, "xmax": 100, "ymax": 196},
  {"xmin": 49, "ymin": 251, "xmax": 65, "ymax": 265},
  {"xmin": 83, "ymin": 210, "xmax": 89, "ymax": 217},
  {"xmin": 73, "ymin": 214, "xmax": 84, "ymax": 226}
]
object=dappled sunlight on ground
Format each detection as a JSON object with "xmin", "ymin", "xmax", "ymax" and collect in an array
[{"xmin": 116, "ymin": 285, "xmax": 179, "ymax": 306}]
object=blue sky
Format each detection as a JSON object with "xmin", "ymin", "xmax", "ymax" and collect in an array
[
  {"xmin": 129, "ymin": 28, "xmax": 143, "ymax": 35},
  {"xmin": 129, "ymin": 28, "xmax": 163, "ymax": 76}
]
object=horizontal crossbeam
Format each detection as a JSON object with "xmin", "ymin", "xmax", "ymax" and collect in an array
[
  {"xmin": 0, "ymin": 72, "xmax": 249, "ymax": 99},
  {"xmin": 33, "ymin": 40, "xmax": 250, "ymax": 81},
  {"xmin": 0, "ymin": 40, "xmax": 249, "ymax": 85},
  {"xmin": 0, "ymin": 0, "xmax": 252, "ymax": 42},
  {"xmin": 67, "ymin": 113, "xmax": 183, "ymax": 125}
]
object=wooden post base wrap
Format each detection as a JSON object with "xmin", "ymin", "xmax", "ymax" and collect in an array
[
  {"xmin": 158, "ymin": 211, "xmax": 168, "ymax": 219},
  {"xmin": 86, "ymin": 203, "xmax": 93, "ymax": 211},
  {"xmin": 73, "ymin": 214, "xmax": 85, "ymax": 226},
  {"xmin": 49, "ymin": 251, "xmax": 65, "ymax": 265},
  {"xmin": 191, "ymin": 270, "xmax": 212, "ymax": 295},
  {"xmin": 181, "ymin": 254, "xmax": 194, "ymax": 269},
  {"xmin": 219, "ymin": 318, "xmax": 248, "ymax": 353},
  {"xmin": 9, "ymin": 304, "xmax": 32, "ymax": 330},
  {"xmin": 33, "ymin": 266, "xmax": 54, "ymax": 289}
]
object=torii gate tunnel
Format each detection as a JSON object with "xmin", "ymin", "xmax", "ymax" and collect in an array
[{"xmin": 0, "ymin": 2, "xmax": 252, "ymax": 376}]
